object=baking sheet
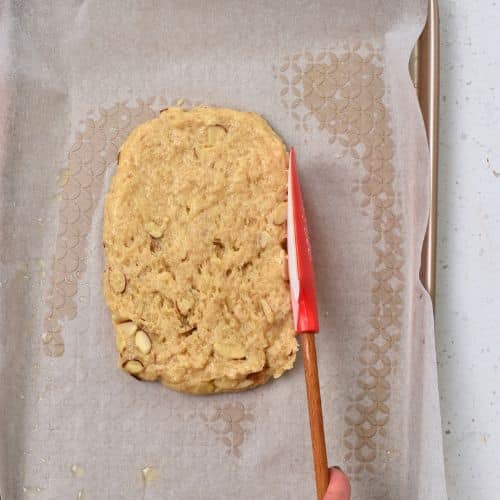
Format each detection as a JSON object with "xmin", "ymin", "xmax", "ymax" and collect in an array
[{"xmin": 0, "ymin": 1, "xmax": 447, "ymax": 499}]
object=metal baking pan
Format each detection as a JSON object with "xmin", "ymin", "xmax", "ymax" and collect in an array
[{"xmin": 411, "ymin": 0, "xmax": 440, "ymax": 304}]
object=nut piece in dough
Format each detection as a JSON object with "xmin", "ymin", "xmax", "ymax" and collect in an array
[
  {"xmin": 260, "ymin": 298, "xmax": 274, "ymax": 323},
  {"xmin": 115, "ymin": 321, "xmax": 137, "ymax": 353},
  {"xmin": 237, "ymin": 379, "xmax": 254, "ymax": 389},
  {"xmin": 214, "ymin": 377, "xmax": 239, "ymax": 390},
  {"xmin": 258, "ymin": 231, "xmax": 271, "ymax": 249},
  {"xmin": 115, "ymin": 336, "xmax": 127, "ymax": 353},
  {"xmin": 272, "ymin": 202, "xmax": 288, "ymax": 225},
  {"xmin": 145, "ymin": 221, "xmax": 163, "ymax": 238},
  {"xmin": 207, "ymin": 124, "xmax": 227, "ymax": 145},
  {"xmin": 112, "ymin": 313, "xmax": 130, "ymax": 323},
  {"xmin": 176, "ymin": 295, "xmax": 194, "ymax": 316},
  {"xmin": 135, "ymin": 330, "xmax": 152, "ymax": 355},
  {"xmin": 109, "ymin": 268, "xmax": 126, "ymax": 294},
  {"xmin": 213, "ymin": 341, "xmax": 246, "ymax": 360},
  {"xmin": 124, "ymin": 360, "xmax": 144, "ymax": 375},
  {"xmin": 117, "ymin": 321, "xmax": 138, "ymax": 337}
]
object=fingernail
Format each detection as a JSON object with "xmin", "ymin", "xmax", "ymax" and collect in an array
[{"xmin": 333, "ymin": 465, "xmax": 343, "ymax": 472}]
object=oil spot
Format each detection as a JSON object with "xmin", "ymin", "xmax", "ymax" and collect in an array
[
  {"xmin": 141, "ymin": 466, "xmax": 160, "ymax": 484},
  {"xmin": 70, "ymin": 464, "xmax": 85, "ymax": 478}
]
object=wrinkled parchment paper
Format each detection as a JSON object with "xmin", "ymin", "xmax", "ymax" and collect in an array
[{"xmin": 0, "ymin": 1, "xmax": 447, "ymax": 498}]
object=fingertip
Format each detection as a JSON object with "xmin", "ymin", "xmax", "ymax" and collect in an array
[{"xmin": 323, "ymin": 467, "xmax": 351, "ymax": 500}]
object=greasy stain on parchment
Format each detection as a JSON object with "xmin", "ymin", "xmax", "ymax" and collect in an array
[{"xmin": 275, "ymin": 42, "xmax": 404, "ymax": 491}]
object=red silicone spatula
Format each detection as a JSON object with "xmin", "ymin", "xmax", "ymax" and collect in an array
[{"xmin": 287, "ymin": 147, "xmax": 329, "ymax": 500}]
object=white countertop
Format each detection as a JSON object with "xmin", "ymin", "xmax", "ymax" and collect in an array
[{"xmin": 436, "ymin": 1, "xmax": 500, "ymax": 498}]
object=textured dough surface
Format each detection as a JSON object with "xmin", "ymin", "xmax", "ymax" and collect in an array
[{"xmin": 103, "ymin": 107, "xmax": 297, "ymax": 394}]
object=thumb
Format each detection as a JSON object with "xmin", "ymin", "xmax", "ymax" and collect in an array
[{"xmin": 323, "ymin": 467, "xmax": 351, "ymax": 500}]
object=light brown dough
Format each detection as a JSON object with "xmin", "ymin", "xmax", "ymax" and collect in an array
[{"xmin": 103, "ymin": 107, "xmax": 297, "ymax": 394}]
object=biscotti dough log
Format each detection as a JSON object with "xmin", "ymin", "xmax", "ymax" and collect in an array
[{"xmin": 103, "ymin": 107, "xmax": 297, "ymax": 394}]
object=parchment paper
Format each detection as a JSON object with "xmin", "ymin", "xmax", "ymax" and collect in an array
[{"xmin": 0, "ymin": 1, "xmax": 447, "ymax": 499}]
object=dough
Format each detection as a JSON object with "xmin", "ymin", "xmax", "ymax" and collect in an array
[{"xmin": 103, "ymin": 107, "xmax": 297, "ymax": 394}]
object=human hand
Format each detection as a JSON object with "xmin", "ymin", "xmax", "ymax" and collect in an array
[{"xmin": 323, "ymin": 467, "xmax": 351, "ymax": 500}]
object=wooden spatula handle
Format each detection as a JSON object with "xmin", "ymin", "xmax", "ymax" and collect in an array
[{"xmin": 301, "ymin": 333, "xmax": 329, "ymax": 500}]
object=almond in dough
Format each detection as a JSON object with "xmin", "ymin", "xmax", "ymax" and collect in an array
[{"xmin": 103, "ymin": 106, "xmax": 297, "ymax": 394}]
